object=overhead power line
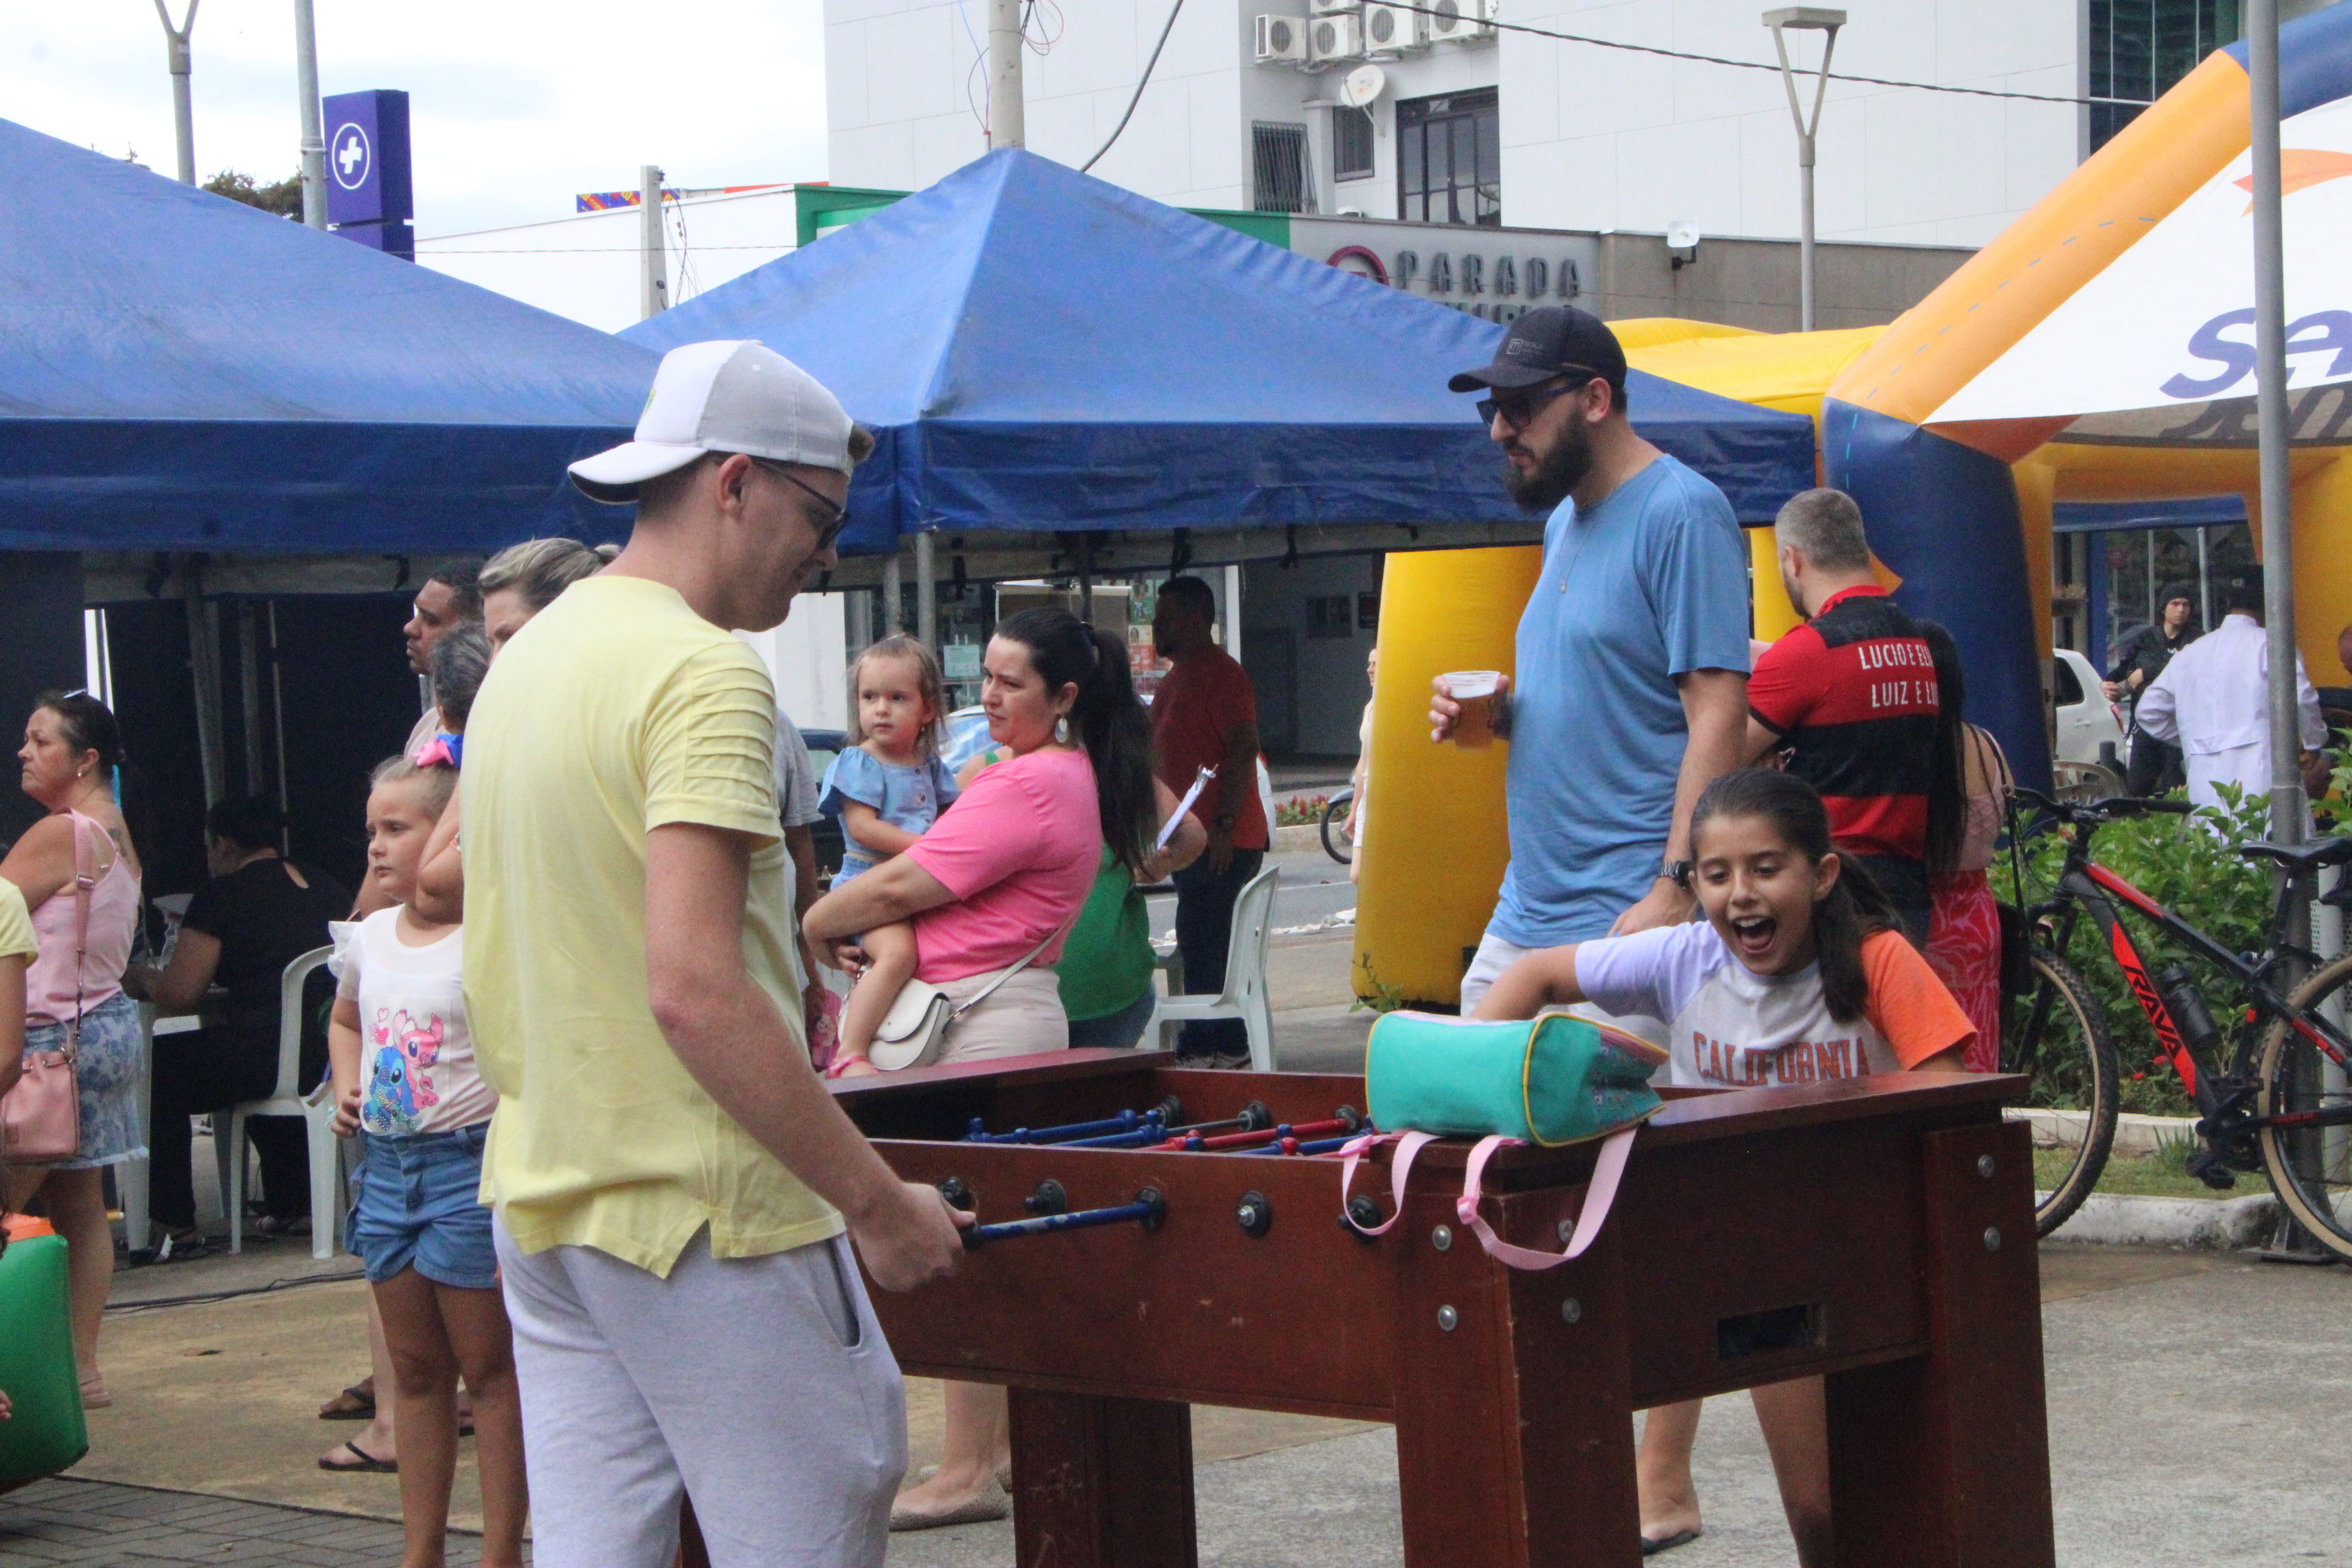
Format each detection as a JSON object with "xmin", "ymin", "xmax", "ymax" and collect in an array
[
  {"xmin": 1376, "ymin": 1, "xmax": 2155, "ymax": 109},
  {"xmin": 1085, "ymin": 0, "xmax": 1188, "ymax": 172}
]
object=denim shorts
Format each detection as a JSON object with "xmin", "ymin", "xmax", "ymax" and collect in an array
[{"xmin": 344, "ymin": 1122, "xmax": 497, "ymax": 1290}]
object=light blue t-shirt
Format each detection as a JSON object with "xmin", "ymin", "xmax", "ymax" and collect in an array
[
  {"xmin": 819, "ymin": 745, "xmax": 960, "ymax": 881},
  {"xmin": 1487, "ymin": 454, "xmax": 1751, "ymax": 948}
]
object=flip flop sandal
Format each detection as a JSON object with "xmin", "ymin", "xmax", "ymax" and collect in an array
[
  {"xmin": 1642, "ymin": 1529, "xmax": 1701, "ymax": 1555},
  {"xmin": 319, "ymin": 1385, "xmax": 376, "ymax": 1421},
  {"xmin": 319, "ymin": 1440, "xmax": 398, "ymax": 1474}
]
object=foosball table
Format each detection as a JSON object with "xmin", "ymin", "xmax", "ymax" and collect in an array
[{"xmin": 769, "ymin": 1050, "xmax": 2055, "ymax": 1566}]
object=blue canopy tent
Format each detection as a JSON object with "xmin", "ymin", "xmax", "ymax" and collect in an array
[
  {"xmin": 0, "ymin": 117, "xmax": 657, "ymax": 554},
  {"xmin": 627, "ymin": 150, "xmax": 1817, "ymax": 556}
]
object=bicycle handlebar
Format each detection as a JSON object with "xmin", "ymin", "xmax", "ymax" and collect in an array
[{"xmin": 2011, "ymin": 786, "xmax": 2195, "ymax": 826}]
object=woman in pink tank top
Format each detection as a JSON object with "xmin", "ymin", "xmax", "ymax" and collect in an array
[
  {"xmin": 3, "ymin": 693, "xmax": 146, "ymax": 1411},
  {"xmin": 1921, "ymin": 628, "xmax": 2013, "ymax": 1074}
]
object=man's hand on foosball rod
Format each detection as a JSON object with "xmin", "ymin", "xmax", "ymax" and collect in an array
[{"xmin": 850, "ymin": 1179, "xmax": 975, "ymax": 1290}]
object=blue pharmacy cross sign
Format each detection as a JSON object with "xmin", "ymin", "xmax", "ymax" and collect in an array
[
  {"xmin": 332, "ymin": 122, "xmax": 370, "ymax": 190},
  {"xmin": 321, "ymin": 89, "xmax": 412, "ymax": 229}
]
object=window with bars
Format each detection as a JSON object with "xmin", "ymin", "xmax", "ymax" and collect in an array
[
  {"xmin": 1335, "ymin": 106, "xmax": 1376, "ymax": 182},
  {"xmin": 2088, "ymin": 0, "xmax": 2240, "ymax": 149},
  {"xmin": 1252, "ymin": 122, "xmax": 1314, "ymax": 214},
  {"xmin": 1397, "ymin": 89, "xmax": 1500, "ymax": 227}
]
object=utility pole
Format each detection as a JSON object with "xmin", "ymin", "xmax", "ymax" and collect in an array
[
  {"xmin": 1764, "ymin": 7, "xmax": 1844, "ymax": 332},
  {"xmin": 639, "ymin": 165, "xmax": 668, "ymax": 320},
  {"xmin": 915, "ymin": 532, "xmax": 939, "ymax": 652},
  {"xmin": 988, "ymin": 0, "xmax": 1025, "ymax": 150},
  {"xmin": 294, "ymin": 0, "xmax": 327, "ymax": 227},
  {"xmin": 154, "ymin": 0, "xmax": 201, "ymax": 185},
  {"xmin": 2245, "ymin": 0, "xmax": 2331, "ymax": 1260},
  {"xmin": 2248, "ymin": 0, "xmax": 2301, "ymax": 851}
]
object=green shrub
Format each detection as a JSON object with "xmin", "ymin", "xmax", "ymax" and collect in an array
[{"xmin": 2007, "ymin": 783, "xmax": 2276, "ymax": 1116}]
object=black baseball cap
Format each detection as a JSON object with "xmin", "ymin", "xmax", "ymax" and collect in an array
[{"xmin": 1448, "ymin": 305, "xmax": 1628, "ymax": 396}]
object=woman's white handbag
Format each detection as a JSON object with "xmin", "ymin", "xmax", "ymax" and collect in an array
[{"xmin": 866, "ymin": 923, "xmax": 1067, "ymax": 1073}]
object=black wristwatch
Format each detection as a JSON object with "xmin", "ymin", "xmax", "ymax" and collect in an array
[{"xmin": 1661, "ymin": 859, "xmax": 1693, "ymax": 890}]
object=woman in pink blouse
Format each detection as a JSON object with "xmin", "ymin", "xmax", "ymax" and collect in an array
[
  {"xmin": 808, "ymin": 606, "xmax": 1159, "ymax": 1068},
  {"xmin": 804, "ymin": 607, "xmax": 1160, "ymax": 1530}
]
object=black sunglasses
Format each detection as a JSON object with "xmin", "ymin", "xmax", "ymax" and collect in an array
[
  {"xmin": 747, "ymin": 457, "xmax": 851, "ymax": 552},
  {"xmin": 1476, "ymin": 372, "xmax": 1603, "ymax": 431}
]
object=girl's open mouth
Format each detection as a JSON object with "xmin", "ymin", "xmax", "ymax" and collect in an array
[{"xmin": 1729, "ymin": 913, "xmax": 1777, "ymax": 960}]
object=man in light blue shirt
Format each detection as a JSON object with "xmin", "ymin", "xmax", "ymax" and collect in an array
[
  {"xmin": 1430, "ymin": 307, "xmax": 1751, "ymax": 1012},
  {"xmin": 1430, "ymin": 305, "xmax": 1755, "ymax": 1558}
]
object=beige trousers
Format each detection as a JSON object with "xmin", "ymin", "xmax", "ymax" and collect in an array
[{"xmin": 935, "ymin": 968, "xmax": 1071, "ymax": 1065}]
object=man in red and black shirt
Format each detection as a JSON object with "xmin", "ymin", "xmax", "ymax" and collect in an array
[{"xmin": 1746, "ymin": 488, "xmax": 1940, "ymax": 940}]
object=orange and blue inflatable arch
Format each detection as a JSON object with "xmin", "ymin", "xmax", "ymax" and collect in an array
[{"xmin": 1821, "ymin": 3, "xmax": 2352, "ymax": 787}]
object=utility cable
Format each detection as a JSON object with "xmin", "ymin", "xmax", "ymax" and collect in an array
[
  {"xmin": 1084, "ymin": 0, "xmax": 1188, "ymax": 172},
  {"xmin": 1374, "ymin": 1, "xmax": 2154, "ymax": 109}
]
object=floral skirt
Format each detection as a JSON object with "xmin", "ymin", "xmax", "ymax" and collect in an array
[
  {"xmin": 21, "ymin": 992, "xmax": 147, "ymax": 1169},
  {"xmin": 1927, "ymin": 871, "xmax": 2003, "ymax": 1074}
]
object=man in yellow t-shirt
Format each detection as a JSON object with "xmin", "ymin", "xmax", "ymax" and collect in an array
[{"xmin": 463, "ymin": 339, "xmax": 965, "ymax": 1566}]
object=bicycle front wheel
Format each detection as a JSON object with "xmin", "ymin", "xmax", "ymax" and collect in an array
[
  {"xmin": 2002, "ymin": 949, "xmax": 2119, "ymax": 1238},
  {"xmin": 2258, "ymin": 951, "xmax": 2352, "ymax": 1261},
  {"xmin": 1320, "ymin": 791, "xmax": 1355, "ymax": 865}
]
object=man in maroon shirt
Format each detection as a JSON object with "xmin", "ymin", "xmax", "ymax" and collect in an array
[
  {"xmin": 1150, "ymin": 576, "xmax": 1268, "ymax": 1067},
  {"xmin": 1746, "ymin": 488, "xmax": 1941, "ymax": 940}
]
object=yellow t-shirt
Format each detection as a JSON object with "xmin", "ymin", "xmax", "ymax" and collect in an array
[
  {"xmin": 463, "ymin": 575, "xmax": 840, "ymax": 1276},
  {"xmin": 0, "ymin": 877, "xmax": 37, "ymax": 963}
]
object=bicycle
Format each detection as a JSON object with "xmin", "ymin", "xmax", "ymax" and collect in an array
[
  {"xmin": 1319, "ymin": 787, "xmax": 1355, "ymax": 866},
  {"xmin": 2002, "ymin": 785, "xmax": 2352, "ymax": 1256}
]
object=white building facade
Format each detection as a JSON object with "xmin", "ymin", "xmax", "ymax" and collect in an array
[{"xmin": 824, "ymin": 3, "xmax": 2283, "ymax": 252}]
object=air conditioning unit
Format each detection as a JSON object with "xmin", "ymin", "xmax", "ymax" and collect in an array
[
  {"xmin": 1308, "ymin": 0, "xmax": 1360, "ymax": 13},
  {"xmin": 1255, "ymin": 13, "xmax": 1309, "ymax": 62},
  {"xmin": 1362, "ymin": 3, "xmax": 1425, "ymax": 52},
  {"xmin": 1308, "ymin": 12, "xmax": 1364, "ymax": 64},
  {"xmin": 1425, "ymin": 0, "xmax": 1496, "ymax": 42}
]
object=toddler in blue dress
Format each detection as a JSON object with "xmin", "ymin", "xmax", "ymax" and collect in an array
[{"xmin": 818, "ymin": 635, "xmax": 958, "ymax": 1071}]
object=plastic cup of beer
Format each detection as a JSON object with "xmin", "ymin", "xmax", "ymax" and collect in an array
[{"xmin": 1443, "ymin": 670, "xmax": 1502, "ymax": 750}]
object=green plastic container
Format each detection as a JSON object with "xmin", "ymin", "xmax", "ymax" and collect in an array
[
  {"xmin": 0, "ymin": 1229, "xmax": 89, "ymax": 1484},
  {"xmin": 1366, "ymin": 1007, "xmax": 1668, "ymax": 1147}
]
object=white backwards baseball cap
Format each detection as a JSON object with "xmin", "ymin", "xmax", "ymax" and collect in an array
[{"xmin": 569, "ymin": 339, "xmax": 856, "ymax": 503}]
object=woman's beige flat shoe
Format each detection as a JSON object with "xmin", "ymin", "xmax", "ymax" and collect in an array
[
  {"xmin": 889, "ymin": 1477, "xmax": 1009, "ymax": 1532},
  {"xmin": 78, "ymin": 1374, "xmax": 112, "ymax": 1411}
]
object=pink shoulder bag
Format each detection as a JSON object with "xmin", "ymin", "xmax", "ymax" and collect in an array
[{"xmin": 2, "ymin": 816, "xmax": 93, "ymax": 1165}]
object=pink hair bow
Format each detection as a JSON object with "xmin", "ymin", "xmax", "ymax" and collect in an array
[{"xmin": 413, "ymin": 733, "xmax": 462, "ymax": 769}]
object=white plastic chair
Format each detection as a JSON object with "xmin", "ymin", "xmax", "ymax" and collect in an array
[
  {"xmin": 214, "ymin": 946, "xmax": 338, "ymax": 1259},
  {"xmin": 1151, "ymin": 865, "xmax": 1281, "ymax": 1071}
]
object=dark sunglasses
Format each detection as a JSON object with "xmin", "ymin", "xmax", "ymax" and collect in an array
[
  {"xmin": 747, "ymin": 457, "xmax": 851, "ymax": 552},
  {"xmin": 1476, "ymin": 372, "xmax": 1603, "ymax": 431}
]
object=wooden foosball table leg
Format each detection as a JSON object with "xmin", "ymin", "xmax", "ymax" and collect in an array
[
  {"xmin": 1390, "ymin": 1188, "xmax": 1643, "ymax": 1566},
  {"xmin": 1007, "ymin": 1387, "xmax": 1199, "ymax": 1568},
  {"xmin": 1826, "ymin": 1120, "xmax": 2055, "ymax": 1568}
]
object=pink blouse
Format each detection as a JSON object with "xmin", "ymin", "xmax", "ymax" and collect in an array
[
  {"xmin": 904, "ymin": 748, "xmax": 1102, "ymax": 984},
  {"xmin": 24, "ymin": 811, "xmax": 141, "ymax": 1026}
]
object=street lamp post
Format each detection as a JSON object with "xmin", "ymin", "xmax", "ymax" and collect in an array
[
  {"xmin": 294, "ymin": 0, "xmax": 327, "ymax": 229},
  {"xmin": 152, "ymin": 0, "xmax": 201, "ymax": 185},
  {"xmin": 1764, "ymin": 7, "xmax": 1845, "ymax": 332}
]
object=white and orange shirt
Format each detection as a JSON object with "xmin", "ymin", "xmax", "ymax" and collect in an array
[{"xmin": 1573, "ymin": 922, "xmax": 1974, "ymax": 1089}]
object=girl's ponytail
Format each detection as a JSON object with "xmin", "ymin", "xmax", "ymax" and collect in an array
[{"xmin": 1688, "ymin": 768, "xmax": 1900, "ymax": 1024}]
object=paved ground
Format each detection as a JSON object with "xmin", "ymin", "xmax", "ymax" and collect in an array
[
  {"xmin": 20, "ymin": 1248, "xmax": 2341, "ymax": 1566},
  {"xmin": 0, "ymin": 1477, "xmax": 514, "ymax": 1566}
]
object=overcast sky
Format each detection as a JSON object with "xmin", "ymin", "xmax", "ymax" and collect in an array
[{"xmin": 0, "ymin": 2, "xmax": 831, "ymax": 236}]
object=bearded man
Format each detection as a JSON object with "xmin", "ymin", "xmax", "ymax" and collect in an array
[
  {"xmin": 1425, "ymin": 306, "xmax": 1753, "ymax": 1557},
  {"xmin": 1429, "ymin": 307, "xmax": 1751, "ymax": 1016}
]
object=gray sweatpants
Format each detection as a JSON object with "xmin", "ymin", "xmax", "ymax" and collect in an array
[{"xmin": 494, "ymin": 1219, "xmax": 906, "ymax": 1568}]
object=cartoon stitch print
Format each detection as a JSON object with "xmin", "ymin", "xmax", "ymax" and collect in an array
[{"xmin": 362, "ymin": 1007, "xmax": 422, "ymax": 1133}]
